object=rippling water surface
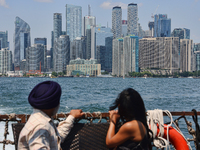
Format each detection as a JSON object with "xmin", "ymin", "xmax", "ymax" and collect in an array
[{"xmin": 0, "ymin": 77, "xmax": 200, "ymax": 149}]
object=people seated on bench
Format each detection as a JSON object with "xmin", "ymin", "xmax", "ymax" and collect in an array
[
  {"xmin": 106, "ymin": 88, "xmax": 152, "ymax": 150},
  {"xmin": 18, "ymin": 81, "xmax": 84, "ymax": 150}
]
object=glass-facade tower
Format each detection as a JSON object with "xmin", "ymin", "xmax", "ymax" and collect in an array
[
  {"xmin": 154, "ymin": 14, "xmax": 171, "ymax": 37},
  {"xmin": 127, "ymin": 3, "xmax": 138, "ymax": 36},
  {"xmin": 0, "ymin": 31, "xmax": 8, "ymax": 49},
  {"xmin": 66, "ymin": 4, "xmax": 82, "ymax": 41},
  {"xmin": 112, "ymin": 6, "xmax": 122, "ymax": 39},
  {"xmin": 14, "ymin": 16, "xmax": 31, "ymax": 70}
]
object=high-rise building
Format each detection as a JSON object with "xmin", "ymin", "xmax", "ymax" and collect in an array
[
  {"xmin": 139, "ymin": 37, "xmax": 179, "ymax": 74},
  {"xmin": 14, "ymin": 17, "xmax": 31, "ymax": 70},
  {"xmin": 154, "ymin": 14, "xmax": 171, "ymax": 37},
  {"xmin": 66, "ymin": 4, "xmax": 82, "ymax": 41},
  {"xmin": 53, "ymin": 35, "xmax": 70, "ymax": 72},
  {"xmin": 171, "ymin": 28, "xmax": 190, "ymax": 39},
  {"xmin": 105, "ymin": 36, "xmax": 113, "ymax": 72},
  {"xmin": 148, "ymin": 22, "xmax": 154, "ymax": 37},
  {"xmin": 34, "ymin": 38, "xmax": 47, "ymax": 45},
  {"xmin": 123, "ymin": 36, "xmax": 139, "ymax": 74},
  {"xmin": 0, "ymin": 31, "xmax": 8, "ymax": 49},
  {"xmin": 122, "ymin": 20, "xmax": 127, "ymax": 37},
  {"xmin": 127, "ymin": 3, "xmax": 138, "ymax": 36},
  {"xmin": 70, "ymin": 36, "xmax": 86, "ymax": 60},
  {"xmin": 112, "ymin": 6, "xmax": 122, "ymax": 39},
  {"xmin": 26, "ymin": 44, "xmax": 47, "ymax": 72},
  {"xmin": 53, "ymin": 13, "xmax": 62, "ymax": 42},
  {"xmin": 194, "ymin": 43, "xmax": 200, "ymax": 71},
  {"xmin": 86, "ymin": 29, "xmax": 91, "ymax": 59},
  {"xmin": 0, "ymin": 48, "xmax": 12, "ymax": 74},
  {"xmin": 112, "ymin": 38, "xmax": 123, "ymax": 76},
  {"xmin": 180, "ymin": 39, "xmax": 193, "ymax": 72},
  {"xmin": 20, "ymin": 32, "xmax": 29, "ymax": 61},
  {"xmin": 83, "ymin": 16, "xmax": 96, "ymax": 36},
  {"xmin": 96, "ymin": 45, "xmax": 106, "ymax": 70},
  {"xmin": 91, "ymin": 26, "xmax": 113, "ymax": 59}
]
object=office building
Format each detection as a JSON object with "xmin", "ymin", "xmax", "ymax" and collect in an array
[
  {"xmin": 14, "ymin": 17, "xmax": 31, "ymax": 70},
  {"xmin": 154, "ymin": 14, "xmax": 171, "ymax": 37},
  {"xmin": 20, "ymin": 32, "xmax": 29, "ymax": 61},
  {"xmin": 83, "ymin": 16, "xmax": 96, "ymax": 36},
  {"xmin": 148, "ymin": 22, "xmax": 154, "ymax": 37},
  {"xmin": 66, "ymin": 4, "xmax": 82, "ymax": 41},
  {"xmin": 70, "ymin": 36, "xmax": 86, "ymax": 60},
  {"xmin": 53, "ymin": 35, "xmax": 70, "ymax": 72},
  {"xmin": 180, "ymin": 39, "xmax": 193, "ymax": 72},
  {"xmin": 139, "ymin": 37, "xmax": 179, "ymax": 74},
  {"xmin": 91, "ymin": 26, "xmax": 113, "ymax": 59},
  {"xmin": 112, "ymin": 6, "xmax": 122, "ymax": 39},
  {"xmin": 194, "ymin": 43, "xmax": 200, "ymax": 71},
  {"xmin": 66, "ymin": 58, "xmax": 101, "ymax": 76},
  {"xmin": 26, "ymin": 44, "xmax": 47, "ymax": 72},
  {"xmin": 53, "ymin": 13, "xmax": 62, "ymax": 41},
  {"xmin": 96, "ymin": 45, "xmax": 106, "ymax": 70},
  {"xmin": 34, "ymin": 38, "xmax": 47, "ymax": 45},
  {"xmin": 105, "ymin": 36, "xmax": 113, "ymax": 72},
  {"xmin": 0, "ymin": 31, "xmax": 8, "ymax": 49},
  {"xmin": 86, "ymin": 29, "xmax": 91, "ymax": 59},
  {"xmin": 127, "ymin": 3, "xmax": 138, "ymax": 35},
  {"xmin": 171, "ymin": 28, "xmax": 190, "ymax": 39},
  {"xmin": 46, "ymin": 55, "xmax": 51, "ymax": 71},
  {"xmin": 0, "ymin": 48, "xmax": 12, "ymax": 74}
]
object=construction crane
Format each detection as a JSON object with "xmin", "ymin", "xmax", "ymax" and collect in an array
[{"xmin": 151, "ymin": 5, "xmax": 159, "ymax": 19}]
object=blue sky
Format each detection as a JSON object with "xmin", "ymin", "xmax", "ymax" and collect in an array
[{"xmin": 0, "ymin": 0, "xmax": 200, "ymax": 52}]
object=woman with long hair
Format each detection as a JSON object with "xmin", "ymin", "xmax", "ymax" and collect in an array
[{"xmin": 106, "ymin": 88, "xmax": 152, "ymax": 150}]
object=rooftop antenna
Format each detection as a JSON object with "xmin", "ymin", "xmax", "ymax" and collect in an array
[{"xmin": 88, "ymin": 5, "xmax": 91, "ymax": 16}]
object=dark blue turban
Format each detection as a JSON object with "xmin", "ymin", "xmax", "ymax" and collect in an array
[{"xmin": 28, "ymin": 81, "xmax": 61, "ymax": 109}]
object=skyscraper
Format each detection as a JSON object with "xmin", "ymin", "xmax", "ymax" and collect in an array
[
  {"xmin": 154, "ymin": 14, "xmax": 171, "ymax": 37},
  {"xmin": 34, "ymin": 38, "xmax": 47, "ymax": 45},
  {"xmin": 0, "ymin": 31, "xmax": 8, "ymax": 49},
  {"xmin": 19, "ymin": 32, "xmax": 29, "ymax": 61},
  {"xmin": 83, "ymin": 16, "xmax": 96, "ymax": 36},
  {"xmin": 127, "ymin": 3, "xmax": 138, "ymax": 35},
  {"xmin": 70, "ymin": 37, "xmax": 86, "ymax": 60},
  {"xmin": 0, "ymin": 48, "xmax": 12, "ymax": 74},
  {"xmin": 171, "ymin": 28, "xmax": 190, "ymax": 40},
  {"xmin": 122, "ymin": 20, "xmax": 127, "ymax": 37},
  {"xmin": 14, "ymin": 16, "xmax": 31, "ymax": 70},
  {"xmin": 105, "ymin": 36, "xmax": 113, "ymax": 72},
  {"xmin": 53, "ymin": 35, "xmax": 70, "ymax": 72},
  {"xmin": 112, "ymin": 6, "xmax": 122, "ymax": 39},
  {"xmin": 26, "ymin": 44, "xmax": 47, "ymax": 72},
  {"xmin": 66, "ymin": 4, "xmax": 82, "ymax": 41},
  {"xmin": 53, "ymin": 13, "xmax": 62, "ymax": 42}
]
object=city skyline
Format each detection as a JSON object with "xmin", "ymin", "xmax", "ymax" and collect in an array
[{"xmin": 0, "ymin": 0, "xmax": 200, "ymax": 53}]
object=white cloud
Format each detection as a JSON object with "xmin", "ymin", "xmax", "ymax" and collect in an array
[
  {"xmin": 34, "ymin": 0, "xmax": 53, "ymax": 3},
  {"xmin": 100, "ymin": 1, "xmax": 127, "ymax": 9},
  {"xmin": 0, "ymin": 0, "xmax": 9, "ymax": 8}
]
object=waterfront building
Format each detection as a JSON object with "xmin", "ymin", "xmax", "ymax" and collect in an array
[
  {"xmin": 46, "ymin": 55, "xmax": 51, "ymax": 71},
  {"xmin": 66, "ymin": 4, "xmax": 82, "ymax": 41},
  {"xmin": 112, "ymin": 38, "xmax": 123, "ymax": 76},
  {"xmin": 105, "ymin": 36, "xmax": 113, "ymax": 72},
  {"xmin": 139, "ymin": 37, "xmax": 179, "ymax": 74},
  {"xmin": 96, "ymin": 46, "xmax": 106, "ymax": 70},
  {"xmin": 53, "ymin": 35, "xmax": 70, "ymax": 73},
  {"xmin": 70, "ymin": 36, "xmax": 86, "ymax": 60},
  {"xmin": 180, "ymin": 39, "xmax": 193, "ymax": 72},
  {"xmin": 154, "ymin": 14, "xmax": 171, "ymax": 37},
  {"xmin": 122, "ymin": 20, "xmax": 127, "ymax": 37},
  {"xmin": 0, "ymin": 31, "xmax": 8, "ymax": 49},
  {"xmin": 112, "ymin": 6, "xmax": 122, "ymax": 39},
  {"xmin": 20, "ymin": 59, "xmax": 26, "ymax": 72},
  {"xmin": 123, "ymin": 35, "xmax": 139, "ymax": 74},
  {"xmin": 91, "ymin": 26, "xmax": 113, "ymax": 59},
  {"xmin": 86, "ymin": 29, "xmax": 91, "ymax": 59},
  {"xmin": 83, "ymin": 16, "xmax": 96, "ymax": 36},
  {"xmin": 66, "ymin": 58, "xmax": 101, "ymax": 76},
  {"xmin": 34, "ymin": 38, "xmax": 47, "ymax": 45},
  {"xmin": 127, "ymin": 3, "xmax": 138, "ymax": 36},
  {"xmin": 171, "ymin": 28, "xmax": 190, "ymax": 40},
  {"xmin": 26, "ymin": 44, "xmax": 47, "ymax": 72},
  {"xmin": 14, "ymin": 17, "xmax": 31, "ymax": 70},
  {"xmin": 0, "ymin": 48, "xmax": 12, "ymax": 74}
]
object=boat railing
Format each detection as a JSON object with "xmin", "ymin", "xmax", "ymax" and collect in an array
[{"xmin": 0, "ymin": 111, "xmax": 199, "ymax": 150}]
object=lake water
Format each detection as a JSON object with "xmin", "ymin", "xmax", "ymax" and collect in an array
[{"xmin": 0, "ymin": 77, "xmax": 200, "ymax": 149}]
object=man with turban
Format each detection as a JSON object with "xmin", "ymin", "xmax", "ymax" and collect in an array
[{"xmin": 18, "ymin": 81, "xmax": 84, "ymax": 150}]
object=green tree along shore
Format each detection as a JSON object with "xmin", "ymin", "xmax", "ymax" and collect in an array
[{"xmin": 129, "ymin": 70, "xmax": 200, "ymax": 78}]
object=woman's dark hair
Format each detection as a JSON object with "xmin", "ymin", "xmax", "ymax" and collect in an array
[{"xmin": 110, "ymin": 88, "xmax": 152, "ymax": 144}]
